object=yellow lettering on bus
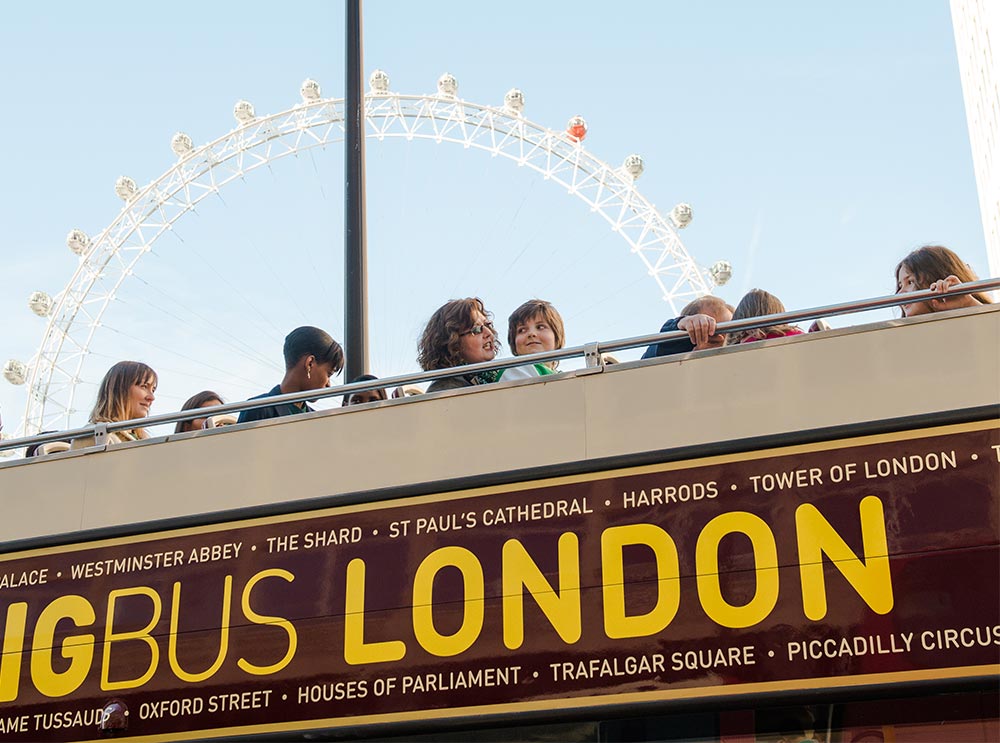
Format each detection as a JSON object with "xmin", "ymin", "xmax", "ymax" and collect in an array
[
  {"xmin": 31, "ymin": 595, "xmax": 95, "ymax": 698},
  {"xmin": 0, "ymin": 603, "xmax": 27, "ymax": 702},
  {"xmin": 502, "ymin": 532, "xmax": 581, "ymax": 649},
  {"xmin": 237, "ymin": 569, "xmax": 298, "ymax": 675},
  {"xmin": 601, "ymin": 524, "xmax": 680, "ymax": 639},
  {"xmin": 696, "ymin": 512, "xmax": 779, "ymax": 628},
  {"xmin": 168, "ymin": 576, "xmax": 232, "ymax": 682},
  {"xmin": 343, "ymin": 559, "xmax": 406, "ymax": 665},
  {"xmin": 796, "ymin": 495, "xmax": 893, "ymax": 620},
  {"xmin": 101, "ymin": 587, "xmax": 161, "ymax": 691},
  {"xmin": 412, "ymin": 546, "xmax": 484, "ymax": 657}
]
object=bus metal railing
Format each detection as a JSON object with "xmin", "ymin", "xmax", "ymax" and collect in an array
[{"xmin": 2, "ymin": 277, "xmax": 997, "ymax": 455}]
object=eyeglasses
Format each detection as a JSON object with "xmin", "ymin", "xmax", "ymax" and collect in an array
[{"xmin": 461, "ymin": 322, "xmax": 495, "ymax": 336}]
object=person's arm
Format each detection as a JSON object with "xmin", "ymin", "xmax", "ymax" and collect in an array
[
  {"xmin": 677, "ymin": 314, "xmax": 722, "ymax": 349},
  {"xmin": 927, "ymin": 275, "xmax": 982, "ymax": 312},
  {"xmin": 642, "ymin": 318, "xmax": 691, "ymax": 358}
]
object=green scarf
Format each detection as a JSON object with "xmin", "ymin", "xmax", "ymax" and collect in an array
[{"xmin": 472, "ymin": 369, "xmax": 500, "ymax": 385}]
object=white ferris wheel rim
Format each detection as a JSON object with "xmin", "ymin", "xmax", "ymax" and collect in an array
[{"xmin": 20, "ymin": 86, "xmax": 714, "ymax": 436}]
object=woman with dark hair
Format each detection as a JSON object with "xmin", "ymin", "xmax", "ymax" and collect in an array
[
  {"xmin": 71, "ymin": 361, "xmax": 158, "ymax": 448},
  {"xmin": 238, "ymin": 326, "xmax": 344, "ymax": 423},
  {"xmin": 895, "ymin": 245, "xmax": 992, "ymax": 318},
  {"xmin": 174, "ymin": 390, "xmax": 225, "ymax": 433},
  {"xmin": 418, "ymin": 298, "xmax": 500, "ymax": 393},
  {"xmin": 342, "ymin": 375, "xmax": 388, "ymax": 406},
  {"xmin": 730, "ymin": 289, "xmax": 804, "ymax": 344}
]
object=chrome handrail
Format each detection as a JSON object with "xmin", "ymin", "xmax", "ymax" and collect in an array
[{"xmin": 2, "ymin": 277, "xmax": 997, "ymax": 454}]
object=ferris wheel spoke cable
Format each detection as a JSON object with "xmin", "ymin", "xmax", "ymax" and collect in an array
[
  {"xmin": 119, "ymin": 277, "xmax": 277, "ymax": 370},
  {"xmin": 449, "ymin": 180, "xmax": 532, "ymax": 297},
  {"xmin": 566, "ymin": 274, "xmax": 649, "ymax": 324},
  {"xmin": 299, "ymin": 151, "xmax": 336, "ymax": 301},
  {"xmin": 496, "ymin": 230, "xmax": 541, "ymax": 286},
  {"xmin": 99, "ymin": 324, "xmax": 274, "ymax": 391},
  {"xmin": 166, "ymin": 221, "xmax": 289, "ymax": 344},
  {"xmin": 219, "ymin": 206, "xmax": 312, "ymax": 326},
  {"xmin": 535, "ymin": 229, "xmax": 619, "ymax": 297}
]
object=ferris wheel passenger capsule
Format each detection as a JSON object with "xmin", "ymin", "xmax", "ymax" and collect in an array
[
  {"xmin": 710, "ymin": 260, "xmax": 733, "ymax": 286},
  {"xmin": 623, "ymin": 154, "xmax": 644, "ymax": 179},
  {"xmin": 28, "ymin": 291, "xmax": 53, "ymax": 318},
  {"xmin": 566, "ymin": 116, "xmax": 587, "ymax": 142},
  {"xmin": 114, "ymin": 176, "xmax": 138, "ymax": 202},
  {"xmin": 3, "ymin": 359, "xmax": 27, "ymax": 386},
  {"xmin": 369, "ymin": 69, "xmax": 390, "ymax": 94},
  {"xmin": 300, "ymin": 78, "xmax": 321, "ymax": 102},
  {"xmin": 233, "ymin": 100, "xmax": 256, "ymax": 124},
  {"xmin": 170, "ymin": 132, "xmax": 193, "ymax": 157},
  {"xmin": 670, "ymin": 202, "xmax": 693, "ymax": 229},
  {"xmin": 503, "ymin": 88, "xmax": 525, "ymax": 113},
  {"xmin": 437, "ymin": 73, "xmax": 458, "ymax": 97},
  {"xmin": 66, "ymin": 228, "xmax": 92, "ymax": 256}
]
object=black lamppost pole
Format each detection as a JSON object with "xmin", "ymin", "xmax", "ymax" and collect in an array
[{"xmin": 344, "ymin": 0, "xmax": 368, "ymax": 379}]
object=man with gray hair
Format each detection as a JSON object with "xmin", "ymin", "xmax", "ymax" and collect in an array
[{"xmin": 641, "ymin": 296, "xmax": 734, "ymax": 358}]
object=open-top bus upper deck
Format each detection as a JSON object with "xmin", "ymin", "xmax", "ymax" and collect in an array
[{"xmin": 0, "ymin": 301, "xmax": 997, "ymax": 742}]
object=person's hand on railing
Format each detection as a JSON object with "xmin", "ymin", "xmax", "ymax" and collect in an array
[
  {"xmin": 927, "ymin": 275, "xmax": 982, "ymax": 313},
  {"xmin": 677, "ymin": 313, "xmax": 726, "ymax": 350}
]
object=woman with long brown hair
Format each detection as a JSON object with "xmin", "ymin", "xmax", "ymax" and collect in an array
[
  {"xmin": 174, "ymin": 390, "xmax": 225, "ymax": 433},
  {"xmin": 894, "ymin": 245, "xmax": 992, "ymax": 318},
  {"xmin": 729, "ymin": 289, "xmax": 803, "ymax": 344},
  {"xmin": 72, "ymin": 361, "xmax": 158, "ymax": 448}
]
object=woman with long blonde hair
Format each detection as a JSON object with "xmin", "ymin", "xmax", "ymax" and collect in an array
[{"xmin": 71, "ymin": 361, "xmax": 158, "ymax": 448}]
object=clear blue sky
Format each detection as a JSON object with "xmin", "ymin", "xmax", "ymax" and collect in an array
[{"xmin": 0, "ymin": 1, "xmax": 987, "ymax": 437}]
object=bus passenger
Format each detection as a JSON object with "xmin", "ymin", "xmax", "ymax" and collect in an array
[
  {"xmin": 498, "ymin": 299, "xmax": 565, "ymax": 381},
  {"xmin": 71, "ymin": 361, "xmax": 158, "ymax": 448},
  {"xmin": 238, "ymin": 326, "xmax": 344, "ymax": 424},
  {"xmin": 174, "ymin": 390, "xmax": 225, "ymax": 433},
  {"xmin": 418, "ymin": 298, "xmax": 500, "ymax": 393},
  {"xmin": 641, "ymin": 296, "xmax": 734, "ymax": 358},
  {"xmin": 895, "ymin": 245, "xmax": 992, "ymax": 317},
  {"xmin": 342, "ymin": 374, "xmax": 388, "ymax": 406},
  {"xmin": 730, "ymin": 289, "xmax": 803, "ymax": 343}
]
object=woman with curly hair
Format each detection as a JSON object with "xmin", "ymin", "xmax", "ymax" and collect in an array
[
  {"xmin": 894, "ymin": 245, "xmax": 992, "ymax": 318},
  {"xmin": 71, "ymin": 360, "xmax": 158, "ymax": 448},
  {"xmin": 418, "ymin": 297, "xmax": 500, "ymax": 393}
]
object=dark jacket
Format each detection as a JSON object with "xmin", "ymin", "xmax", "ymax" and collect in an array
[
  {"xmin": 237, "ymin": 385, "xmax": 314, "ymax": 424},
  {"xmin": 426, "ymin": 375, "xmax": 475, "ymax": 393},
  {"xmin": 641, "ymin": 317, "xmax": 696, "ymax": 358}
]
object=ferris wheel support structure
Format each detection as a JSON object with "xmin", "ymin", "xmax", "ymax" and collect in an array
[{"xmin": 11, "ymin": 76, "xmax": 721, "ymax": 437}]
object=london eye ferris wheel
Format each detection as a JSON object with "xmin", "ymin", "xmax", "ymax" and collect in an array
[{"xmin": 2, "ymin": 71, "xmax": 732, "ymax": 440}]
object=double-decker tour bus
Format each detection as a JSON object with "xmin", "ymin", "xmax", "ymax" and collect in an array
[{"xmin": 0, "ymin": 286, "xmax": 997, "ymax": 743}]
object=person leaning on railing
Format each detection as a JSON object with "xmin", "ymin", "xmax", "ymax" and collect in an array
[
  {"xmin": 497, "ymin": 298, "xmax": 565, "ymax": 381},
  {"xmin": 729, "ymin": 289, "xmax": 804, "ymax": 344},
  {"xmin": 641, "ymin": 295, "xmax": 734, "ymax": 358},
  {"xmin": 894, "ymin": 244, "xmax": 994, "ymax": 317},
  {"xmin": 238, "ymin": 326, "xmax": 345, "ymax": 424},
  {"xmin": 174, "ymin": 390, "xmax": 228, "ymax": 433},
  {"xmin": 418, "ymin": 298, "xmax": 502, "ymax": 393},
  {"xmin": 342, "ymin": 374, "xmax": 388, "ymax": 406},
  {"xmin": 70, "ymin": 361, "xmax": 158, "ymax": 449}
]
